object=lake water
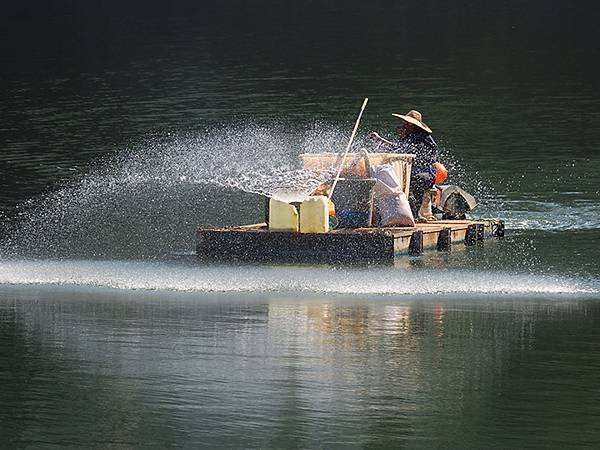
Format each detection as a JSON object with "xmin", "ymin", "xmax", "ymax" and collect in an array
[{"xmin": 1, "ymin": 1, "xmax": 600, "ymax": 448}]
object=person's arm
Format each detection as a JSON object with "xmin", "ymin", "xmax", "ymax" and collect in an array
[
  {"xmin": 426, "ymin": 135, "xmax": 439, "ymax": 161},
  {"xmin": 368, "ymin": 132, "xmax": 396, "ymax": 148}
]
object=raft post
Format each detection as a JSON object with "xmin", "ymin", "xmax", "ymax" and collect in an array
[
  {"xmin": 437, "ymin": 227, "xmax": 452, "ymax": 251},
  {"xmin": 492, "ymin": 220, "xmax": 505, "ymax": 238},
  {"xmin": 465, "ymin": 224, "xmax": 477, "ymax": 245},
  {"xmin": 409, "ymin": 230, "xmax": 424, "ymax": 255},
  {"xmin": 476, "ymin": 223, "xmax": 485, "ymax": 241}
]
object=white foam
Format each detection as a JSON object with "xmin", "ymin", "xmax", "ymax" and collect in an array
[
  {"xmin": 476, "ymin": 198, "xmax": 600, "ymax": 231},
  {"xmin": 0, "ymin": 259, "xmax": 596, "ymax": 296}
]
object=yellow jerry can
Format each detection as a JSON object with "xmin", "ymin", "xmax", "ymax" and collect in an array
[
  {"xmin": 269, "ymin": 198, "xmax": 299, "ymax": 232},
  {"xmin": 300, "ymin": 195, "xmax": 329, "ymax": 234}
]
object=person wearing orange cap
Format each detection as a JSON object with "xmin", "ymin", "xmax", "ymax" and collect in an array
[{"xmin": 369, "ymin": 110, "xmax": 441, "ymax": 220}]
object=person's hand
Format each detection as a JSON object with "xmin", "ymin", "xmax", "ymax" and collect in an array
[{"xmin": 368, "ymin": 131, "xmax": 381, "ymax": 142}]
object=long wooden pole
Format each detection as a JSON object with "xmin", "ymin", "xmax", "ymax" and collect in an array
[{"xmin": 328, "ymin": 97, "xmax": 369, "ymax": 199}]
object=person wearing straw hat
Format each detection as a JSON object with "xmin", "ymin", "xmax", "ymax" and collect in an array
[{"xmin": 369, "ymin": 110, "xmax": 440, "ymax": 221}]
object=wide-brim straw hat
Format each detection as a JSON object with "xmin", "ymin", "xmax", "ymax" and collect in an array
[{"xmin": 392, "ymin": 110, "xmax": 432, "ymax": 134}]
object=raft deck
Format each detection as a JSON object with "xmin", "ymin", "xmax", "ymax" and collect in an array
[{"xmin": 196, "ymin": 219, "xmax": 505, "ymax": 263}]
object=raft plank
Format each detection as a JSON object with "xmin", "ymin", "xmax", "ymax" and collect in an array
[
  {"xmin": 196, "ymin": 219, "xmax": 503, "ymax": 263},
  {"xmin": 197, "ymin": 227, "xmax": 395, "ymax": 263}
]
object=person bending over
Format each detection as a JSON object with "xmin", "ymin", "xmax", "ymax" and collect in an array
[{"xmin": 369, "ymin": 110, "xmax": 439, "ymax": 220}]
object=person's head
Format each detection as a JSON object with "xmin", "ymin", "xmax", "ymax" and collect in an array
[
  {"xmin": 392, "ymin": 110, "xmax": 432, "ymax": 137},
  {"xmin": 396, "ymin": 121, "xmax": 417, "ymax": 138}
]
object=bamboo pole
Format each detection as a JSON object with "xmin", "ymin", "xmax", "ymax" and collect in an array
[{"xmin": 328, "ymin": 97, "xmax": 369, "ymax": 199}]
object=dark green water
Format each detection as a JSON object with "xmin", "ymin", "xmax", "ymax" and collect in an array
[
  {"xmin": 1, "ymin": 287, "xmax": 599, "ymax": 449},
  {"xmin": 1, "ymin": 1, "xmax": 600, "ymax": 448}
]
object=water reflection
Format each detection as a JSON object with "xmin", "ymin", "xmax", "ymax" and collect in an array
[{"xmin": 1, "ymin": 289, "xmax": 598, "ymax": 448}]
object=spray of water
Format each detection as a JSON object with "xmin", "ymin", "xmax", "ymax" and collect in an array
[
  {"xmin": 436, "ymin": 145, "xmax": 600, "ymax": 232},
  {"xmin": 0, "ymin": 124, "xmax": 347, "ymax": 258},
  {"xmin": 1, "ymin": 121, "xmax": 597, "ymax": 265}
]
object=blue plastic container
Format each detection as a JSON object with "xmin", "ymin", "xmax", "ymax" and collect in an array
[{"xmin": 336, "ymin": 209, "xmax": 371, "ymax": 228}]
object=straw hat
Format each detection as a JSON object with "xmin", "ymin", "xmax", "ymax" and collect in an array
[{"xmin": 392, "ymin": 110, "xmax": 432, "ymax": 134}]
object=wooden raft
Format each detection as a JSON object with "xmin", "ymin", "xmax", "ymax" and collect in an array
[{"xmin": 196, "ymin": 219, "xmax": 505, "ymax": 263}]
